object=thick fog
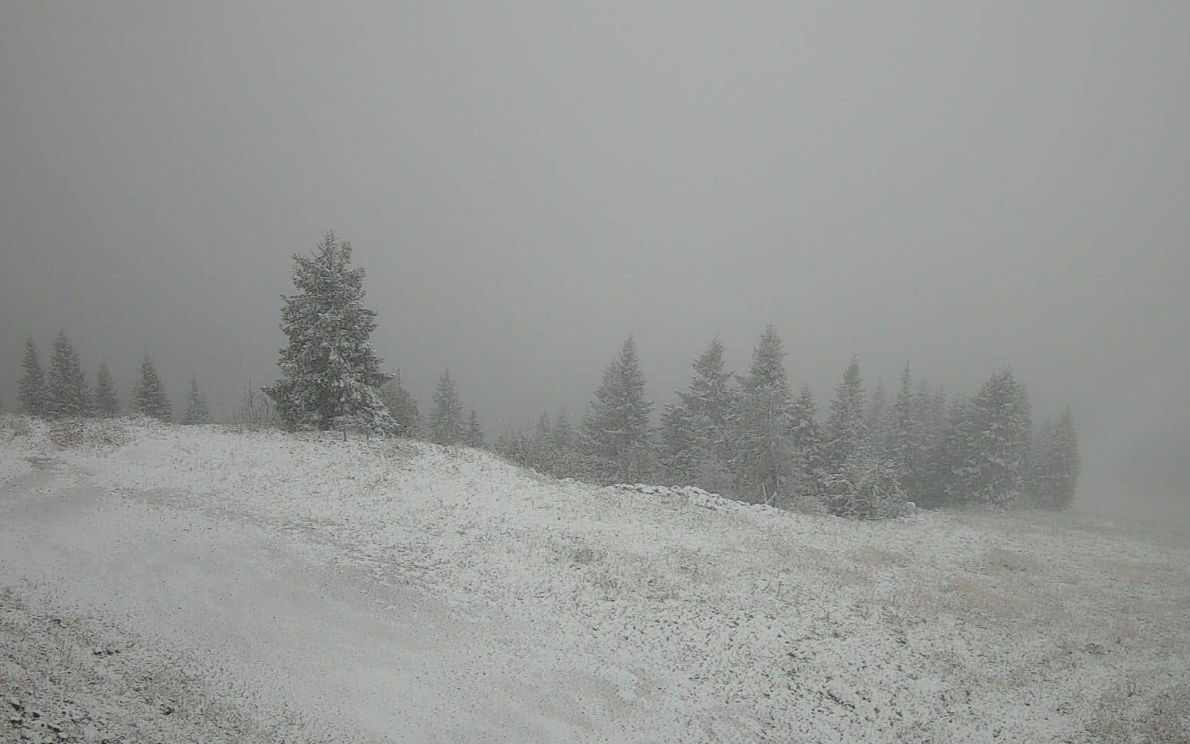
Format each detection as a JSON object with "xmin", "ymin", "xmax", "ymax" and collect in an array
[{"xmin": 2, "ymin": 3, "xmax": 1187, "ymax": 521}]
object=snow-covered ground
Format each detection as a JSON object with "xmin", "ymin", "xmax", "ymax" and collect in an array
[{"xmin": 1, "ymin": 416, "xmax": 1188, "ymax": 743}]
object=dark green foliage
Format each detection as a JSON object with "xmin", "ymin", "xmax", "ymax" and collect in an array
[
  {"xmin": 94, "ymin": 361, "xmax": 120, "ymax": 416},
  {"xmin": 45, "ymin": 331, "xmax": 90, "ymax": 418},
  {"xmin": 735, "ymin": 326, "xmax": 793, "ymax": 504},
  {"xmin": 580, "ymin": 336, "xmax": 652, "ymax": 483},
  {"xmin": 131, "ymin": 354, "xmax": 172, "ymax": 421},
  {"xmin": 181, "ymin": 377, "xmax": 210, "ymax": 424},
  {"xmin": 466, "ymin": 409, "xmax": 484, "ymax": 448},
  {"xmin": 18, "ymin": 335, "xmax": 46, "ymax": 416},
  {"xmin": 264, "ymin": 232, "xmax": 394, "ymax": 433},
  {"xmin": 1031, "ymin": 407, "xmax": 1080, "ymax": 509},
  {"xmin": 430, "ymin": 368, "xmax": 465, "ymax": 445},
  {"xmin": 378, "ymin": 371, "xmax": 421, "ymax": 438}
]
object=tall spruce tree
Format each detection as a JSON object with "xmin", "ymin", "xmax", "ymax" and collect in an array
[
  {"xmin": 429, "ymin": 368, "xmax": 465, "ymax": 445},
  {"xmin": 1031, "ymin": 407, "xmax": 1080, "ymax": 509},
  {"xmin": 678, "ymin": 339, "xmax": 737, "ymax": 493},
  {"xmin": 18, "ymin": 335, "xmax": 46, "ymax": 416},
  {"xmin": 466, "ymin": 409, "xmax": 484, "ymax": 448},
  {"xmin": 94, "ymin": 361, "xmax": 120, "ymax": 417},
  {"xmin": 823, "ymin": 357, "xmax": 867, "ymax": 474},
  {"xmin": 264, "ymin": 232, "xmax": 394, "ymax": 433},
  {"xmin": 580, "ymin": 336, "xmax": 652, "ymax": 483},
  {"xmin": 822, "ymin": 357, "xmax": 868, "ymax": 513},
  {"xmin": 378, "ymin": 371, "xmax": 422, "ymax": 438},
  {"xmin": 131, "ymin": 354, "xmax": 172, "ymax": 421},
  {"xmin": 959, "ymin": 368, "xmax": 1032, "ymax": 506},
  {"xmin": 181, "ymin": 377, "xmax": 210, "ymax": 425},
  {"xmin": 788, "ymin": 385, "xmax": 825, "ymax": 508},
  {"xmin": 529, "ymin": 412, "xmax": 556, "ymax": 471},
  {"xmin": 551, "ymin": 409, "xmax": 577, "ymax": 477},
  {"xmin": 888, "ymin": 365, "xmax": 915, "ymax": 481},
  {"xmin": 736, "ymin": 326, "xmax": 793, "ymax": 504},
  {"xmin": 658, "ymin": 402, "xmax": 695, "ymax": 482},
  {"xmin": 45, "ymin": 331, "xmax": 90, "ymax": 418}
]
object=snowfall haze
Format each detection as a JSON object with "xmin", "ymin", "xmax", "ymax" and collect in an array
[{"xmin": 2, "ymin": 1, "xmax": 1189, "ymax": 522}]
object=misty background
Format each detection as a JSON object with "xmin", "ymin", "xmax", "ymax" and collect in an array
[{"xmin": 1, "ymin": 2, "xmax": 1187, "ymax": 521}]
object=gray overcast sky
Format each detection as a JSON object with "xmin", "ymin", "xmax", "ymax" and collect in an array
[{"xmin": 2, "ymin": 2, "xmax": 1187, "ymax": 520}]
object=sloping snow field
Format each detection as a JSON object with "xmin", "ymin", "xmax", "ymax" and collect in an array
[{"xmin": 2, "ymin": 416, "xmax": 1188, "ymax": 742}]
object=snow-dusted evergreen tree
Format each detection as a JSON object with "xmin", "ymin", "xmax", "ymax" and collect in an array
[
  {"xmin": 181, "ymin": 377, "xmax": 210, "ymax": 425},
  {"xmin": 935, "ymin": 395, "xmax": 975, "ymax": 506},
  {"xmin": 130, "ymin": 353, "xmax": 172, "ymax": 421},
  {"xmin": 550, "ymin": 409, "xmax": 577, "ymax": 477},
  {"xmin": 658, "ymin": 402, "xmax": 695, "ymax": 482},
  {"xmin": 822, "ymin": 357, "xmax": 873, "ymax": 514},
  {"xmin": 94, "ymin": 361, "xmax": 120, "ymax": 417},
  {"xmin": 429, "ymin": 368, "xmax": 465, "ymax": 445},
  {"xmin": 1031, "ymin": 407, "xmax": 1080, "ymax": 509},
  {"xmin": 865, "ymin": 381, "xmax": 889, "ymax": 447},
  {"xmin": 45, "ymin": 331, "xmax": 90, "ymax": 418},
  {"xmin": 18, "ymin": 335, "xmax": 46, "ymax": 416},
  {"xmin": 378, "ymin": 371, "xmax": 421, "ymax": 438},
  {"xmin": 527, "ymin": 412, "xmax": 557, "ymax": 471},
  {"xmin": 823, "ymin": 357, "xmax": 867, "ymax": 474},
  {"xmin": 465, "ymin": 409, "xmax": 484, "ymax": 448},
  {"xmin": 735, "ymin": 326, "xmax": 793, "ymax": 504},
  {"xmin": 264, "ymin": 232, "xmax": 394, "ymax": 434},
  {"xmin": 580, "ymin": 336, "xmax": 652, "ymax": 483},
  {"xmin": 958, "ymin": 368, "xmax": 1033, "ymax": 506},
  {"xmin": 787, "ymin": 385, "xmax": 825, "ymax": 510},
  {"xmin": 676, "ymin": 339, "xmax": 737, "ymax": 494}
]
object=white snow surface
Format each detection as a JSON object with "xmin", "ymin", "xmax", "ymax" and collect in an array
[{"xmin": 2, "ymin": 416, "xmax": 1188, "ymax": 742}]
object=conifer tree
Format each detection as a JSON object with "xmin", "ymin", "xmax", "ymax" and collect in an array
[
  {"xmin": 823, "ymin": 356, "xmax": 867, "ymax": 475},
  {"xmin": 18, "ymin": 335, "xmax": 46, "ymax": 416},
  {"xmin": 580, "ymin": 336, "xmax": 652, "ymax": 483},
  {"xmin": 736, "ymin": 326, "xmax": 793, "ymax": 504},
  {"xmin": 378, "ymin": 371, "xmax": 421, "ymax": 438},
  {"xmin": 264, "ymin": 232, "xmax": 394, "ymax": 433},
  {"xmin": 45, "ymin": 331, "xmax": 90, "ymax": 418},
  {"xmin": 181, "ymin": 377, "xmax": 210, "ymax": 425},
  {"xmin": 94, "ymin": 361, "xmax": 120, "ymax": 417},
  {"xmin": 658, "ymin": 402, "xmax": 695, "ymax": 482},
  {"xmin": 466, "ymin": 409, "xmax": 484, "ymax": 448},
  {"xmin": 1031, "ymin": 407, "xmax": 1080, "ymax": 509},
  {"xmin": 959, "ymin": 368, "xmax": 1032, "ymax": 505},
  {"xmin": 429, "ymin": 368, "xmax": 465, "ymax": 445},
  {"xmin": 677, "ymin": 339, "xmax": 737, "ymax": 494},
  {"xmin": 528, "ymin": 412, "xmax": 555, "ymax": 471},
  {"xmin": 550, "ymin": 409, "xmax": 577, "ymax": 477},
  {"xmin": 131, "ymin": 354, "xmax": 172, "ymax": 421},
  {"xmin": 822, "ymin": 356, "xmax": 869, "ymax": 513},
  {"xmin": 788, "ymin": 385, "xmax": 825, "ymax": 508}
]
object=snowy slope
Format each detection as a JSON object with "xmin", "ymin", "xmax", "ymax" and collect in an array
[{"xmin": 1, "ymin": 416, "xmax": 1188, "ymax": 743}]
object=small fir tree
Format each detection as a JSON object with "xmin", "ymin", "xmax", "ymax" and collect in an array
[
  {"xmin": 181, "ymin": 377, "xmax": 210, "ymax": 424},
  {"xmin": 735, "ymin": 325, "xmax": 793, "ymax": 504},
  {"xmin": 466, "ymin": 409, "xmax": 484, "ymax": 448},
  {"xmin": 580, "ymin": 336, "xmax": 652, "ymax": 483},
  {"xmin": 94, "ymin": 361, "xmax": 121, "ymax": 417},
  {"xmin": 130, "ymin": 353, "xmax": 172, "ymax": 421},
  {"xmin": 429, "ymin": 368, "xmax": 465, "ymax": 445},
  {"xmin": 378, "ymin": 371, "xmax": 422, "ymax": 438},
  {"xmin": 18, "ymin": 335, "xmax": 46, "ymax": 416},
  {"xmin": 45, "ymin": 331, "xmax": 90, "ymax": 418}
]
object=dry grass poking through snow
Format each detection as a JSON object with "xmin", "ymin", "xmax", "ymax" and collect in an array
[{"xmin": 3, "ymin": 416, "xmax": 1189, "ymax": 743}]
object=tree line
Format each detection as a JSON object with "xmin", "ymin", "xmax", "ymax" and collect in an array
[
  {"xmin": 16, "ymin": 333, "xmax": 209, "ymax": 425},
  {"xmin": 497, "ymin": 330, "xmax": 1080, "ymax": 518},
  {"xmin": 11, "ymin": 232, "xmax": 1080, "ymax": 519}
]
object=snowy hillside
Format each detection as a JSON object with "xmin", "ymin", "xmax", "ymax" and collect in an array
[{"xmin": 1, "ymin": 416, "xmax": 1188, "ymax": 743}]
